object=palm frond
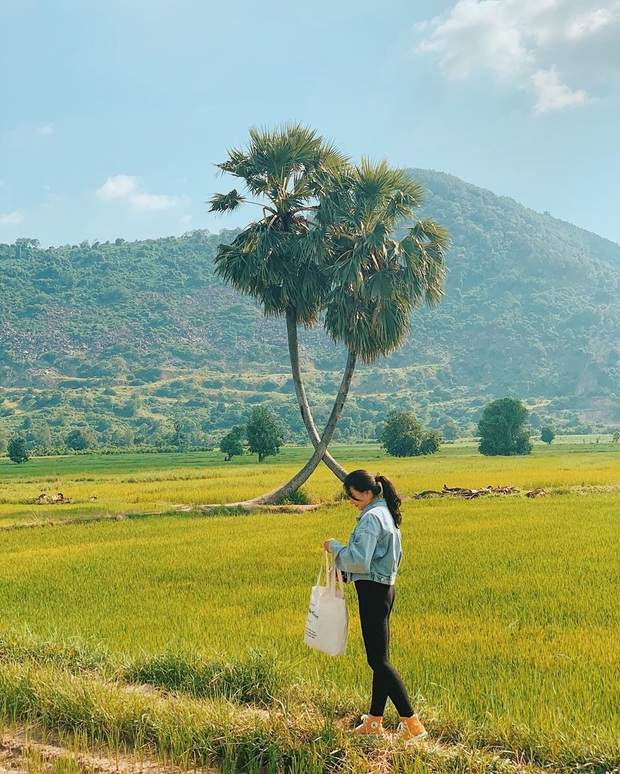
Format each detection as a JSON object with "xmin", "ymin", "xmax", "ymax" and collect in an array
[
  {"xmin": 322, "ymin": 161, "xmax": 449, "ymax": 360},
  {"xmin": 208, "ymin": 189, "xmax": 246, "ymax": 213}
]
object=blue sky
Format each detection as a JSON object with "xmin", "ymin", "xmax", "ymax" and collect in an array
[{"xmin": 1, "ymin": 0, "xmax": 619, "ymax": 247}]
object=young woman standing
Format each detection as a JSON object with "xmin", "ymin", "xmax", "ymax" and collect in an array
[{"xmin": 324, "ymin": 469, "xmax": 427, "ymax": 742}]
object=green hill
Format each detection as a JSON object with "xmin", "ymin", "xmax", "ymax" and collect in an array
[{"xmin": 1, "ymin": 170, "xmax": 619, "ymax": 451}]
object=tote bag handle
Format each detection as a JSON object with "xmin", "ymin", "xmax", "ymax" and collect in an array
[{"xmin": 321, "ymin": 550, "xmax": 345, "ymax": 597}]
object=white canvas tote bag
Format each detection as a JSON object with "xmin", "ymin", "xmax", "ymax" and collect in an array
[{"xmin": 304, "ymin": 551, "xmax": 348, "ymax": 656}]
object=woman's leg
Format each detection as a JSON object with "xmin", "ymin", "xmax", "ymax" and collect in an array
[{"xmin": 355, "ymin": 580, "xmax": 414, "ymax": 718}]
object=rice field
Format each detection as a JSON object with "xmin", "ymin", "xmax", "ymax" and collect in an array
[
  {"xmin": 0, "ymin": 441, "xmax": 618, "ymax": 529},
  {"xmin": 0, "ymin": 443, "xmax": 619, "ymax": 772}
]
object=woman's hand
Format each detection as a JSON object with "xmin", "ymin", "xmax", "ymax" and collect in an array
[{"xmin": 324, "ymin": 538, "xmax": 335, "ymax": 553}]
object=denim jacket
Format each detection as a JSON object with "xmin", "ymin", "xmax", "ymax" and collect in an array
[{"xmin": 328, "ymin": 499, "xmax": 402, "ymax": 585}]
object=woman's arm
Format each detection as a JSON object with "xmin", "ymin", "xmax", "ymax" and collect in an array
[{"xmin": 326, "ymin": 521, "xmax": 379, "ymax": 574}]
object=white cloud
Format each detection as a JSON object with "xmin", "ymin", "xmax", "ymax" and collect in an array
[
  {"xmin": 96, "ymin": 174, "xmax": 180, "ymax": 212},
  {"xmin": 36, "ymin": 124, "xmax": 53, "ymax": 136},
  {"xmin": 96, "ymin": 175, "xmax": 138, "ymax": 200},
  {"xmin": 0, "ymin": 210, "xmax": 24, "ymax": 226},
  {"xmin": 130, "ymin": 192, "xmax": 180, "ymax": 212},
  {"xmin": 180, "ymin": 214, "xmax": 193, "ymax": 225},
  {"xmin": 417, "ymin": 0, "xmax": 620, "ymax": 111},
  {"xmin": 531, "ymin": 67, "xmax": 589, "ymax": 112}
]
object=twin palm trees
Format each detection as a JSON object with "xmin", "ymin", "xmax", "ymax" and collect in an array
[{"xmin": 209, "ymin": 125, "xmax": 449, "ymax": 504}]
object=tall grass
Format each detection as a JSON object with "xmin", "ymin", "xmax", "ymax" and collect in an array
[
  {"xmin": 0, "ymin": 443, "xmax": 618, "ymax": 528},
  {"xmin": 0, "ymin": 447, "xmax": 619, "ymax": 771}
]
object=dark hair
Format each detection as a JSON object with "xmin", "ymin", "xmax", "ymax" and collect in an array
[{"xmin": 343, "ymin": 469, "xmax": 402, "ymax": 527}]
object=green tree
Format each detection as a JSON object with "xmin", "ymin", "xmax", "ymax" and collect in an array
[
  {"xmin": 477, "ymin": 398, "xmax": 532, "ymax": 456},
  {"xmin": 65, "ymin": 428, "xmax": 91, "ymax": 451},
  {"xmin": 613, "ymin": 431, "xmax": 620, "ymax": 443},
  {"xmin": 210, "ymin": 124, "xmax": 348, "ymax": 488},
  {"xmin": 211, "ymin": 125, "xmax": 448, "ymax": 502},
  {"xmin": 220, "ymin": 425, "xmax": 245, "ymax": 461},
  {"xmin": 26, "ymin": 421, "xmax": 53, "ymax": 452},
  {"xmin": 440, "ymin": 418, "xmax": 459, "ymax": 442},
  {"xmin": 420, "ymin": 429, "xmax": 442, "ymax": 455},
  {"xmin": 171, "ymin": 419, "xmax": 185, "ymax": 448},
  {"xmin": 246, "ymin": 406, "xmax": 284, "ymax": 462},
  {"xmin": 8, "ymin": 436, "xmax": 29, "ymax": 464},
  {"xmin": 380, "ymin": 412, "xmax": 441, "ymax": 457},
  {"xmin": 110, "ymin": 426, "xmax": 134, "ymax": 447},
  {"xmin": 541, "ymin": 425, "xmax": 555, "ymax": 444},
  {"xmin": 380, "ymin": 412, "xmax": 424, "ymax": 456}
]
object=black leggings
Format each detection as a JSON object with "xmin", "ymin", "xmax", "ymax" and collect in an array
[{"xmin": 355, "ymin": 580, "xmax": 413, "ymax": 718}]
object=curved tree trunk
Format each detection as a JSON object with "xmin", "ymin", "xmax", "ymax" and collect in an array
[
  {"xmin": 244, "ymin": 349, "xmax": 357, "ymax": 505},
  {"xmin": 285, "ymin": 309, "xmax": 347, "ymax": 481}
]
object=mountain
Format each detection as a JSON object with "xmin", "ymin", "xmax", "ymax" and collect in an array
[{"xmin": 0, "ymin": 170, "xmax": 618, "ymax": 450}]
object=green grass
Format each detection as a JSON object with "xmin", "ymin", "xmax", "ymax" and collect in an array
[
  {"xmin": 0, "ymin": 442, "xmax": 618, "ymax": 530},
  {"xmin": 0, "ymin": 446, "xmax": 619, "ymax": 771}
]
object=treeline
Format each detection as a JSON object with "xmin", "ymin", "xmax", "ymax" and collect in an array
[{"xmin": 1, "ymin": 380, "xmax": 611, "ymax": 460}]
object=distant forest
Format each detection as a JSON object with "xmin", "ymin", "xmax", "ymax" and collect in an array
[{"xmin": 1, "ymin": 169, "xmax": 619, "ymax": 452}]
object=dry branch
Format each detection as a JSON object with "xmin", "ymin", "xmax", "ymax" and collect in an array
[{"xmin": 415, "ymin": 484, "xmax": 523, "ymax": 500}]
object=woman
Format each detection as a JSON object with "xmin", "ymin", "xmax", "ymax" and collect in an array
[{"xmin": 324, "ymin": 469, "xmax": 427, "ymax": 742}]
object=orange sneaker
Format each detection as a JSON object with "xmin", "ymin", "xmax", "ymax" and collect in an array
[
  {"xmin": 353, "ymin": 714, "xmax": 385, "ymax": 736},
  {"xmin": 396, "ymin": 714, "xmax": 427, "ymax": 743}
]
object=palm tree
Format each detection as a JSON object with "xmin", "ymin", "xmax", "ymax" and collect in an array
[
  {"xmin": 209, "ymin": 124, "xmax": 350, "ymax": 486},
  {"xmin": 210, "ymin": 127, "xmax": 449, "ymax": 505},
  {"xmin": 321, "ymin": 159, "xmax": 449, "ymax": 363},
  {"xmin": 249, "ymin": 161, "xmax": 449, "ymax": 504}
]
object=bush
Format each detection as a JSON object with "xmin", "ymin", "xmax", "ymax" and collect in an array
[{"xmin": 275, "ymin": 487, "xmax": 310, "ymax": 505}]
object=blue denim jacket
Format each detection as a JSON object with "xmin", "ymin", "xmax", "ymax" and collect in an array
[{"xmin": 328, "ymin": 499, "xmax": 402, "ymax": 585}]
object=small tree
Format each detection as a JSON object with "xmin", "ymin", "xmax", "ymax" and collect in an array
[
  {"xmin": 220, "ymin": 425, "xmax": 245, "ymax": 461},
  {"xmin": 246, "ymin": 406, "xmax": 284, "ymax": 462},
  {"xmin": 8, "ymin": 436, "xmax": 29, "ymax": 464},
  {"xmin": 613, "ymin": 431, "xmax": 620, "ymax": 443},
  {"xmin": 540, "ymin": 426, "xmax": 555, "ymax": 444},
  {"xmin": 478, "ymin": 398, "xmax": 532, "ymax": 456},
  {"xmin": 380, "ymin": 412, "xmax": 441, "ymax": 457},
  {"xmin": 381, "ymin": 412, "xmax": 423, "ymax": 457},
  {"xmin": 65, "ymin": 428, "xmax": 90, "ymax": 451},
  {"xmin": 440, "ymin": 418, "xmax": 459, "ymax": 442},
  {"xmin": 420, "ymin": 429, "xmax": 442, "ymax": 455},
  {"xmin": 171, "ymin": 419, "xmax": 185, "ymax": 449}
]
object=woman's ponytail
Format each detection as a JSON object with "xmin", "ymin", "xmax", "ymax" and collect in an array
[
  {"xmin": 343, "ymin": 469, "xmax": 403, "ymax": 528},
  {"xmin": 375, "ymin": 474, "xmax": 402, "ymax": 527}
]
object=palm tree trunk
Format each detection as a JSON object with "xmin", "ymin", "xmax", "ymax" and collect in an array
[
  {"xmin": 285, "ymin": 308, "xmax": 347, "ymax": 481},
  {"xmin": 244, "ymin": 349, "xmax": 357, "ymax": 505}
]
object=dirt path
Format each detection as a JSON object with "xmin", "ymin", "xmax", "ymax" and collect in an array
[{"xmin": 1, "ymin": 729, "xmax": 215, "ymax": 774}]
